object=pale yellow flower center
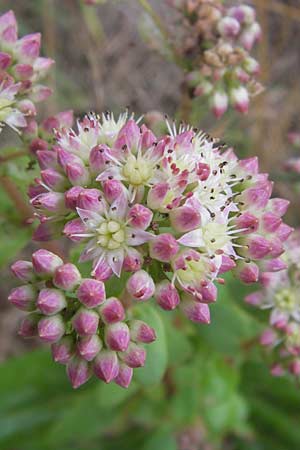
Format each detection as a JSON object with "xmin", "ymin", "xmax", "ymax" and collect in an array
[
  {"xmin": 122, "ymin": 154, "xmax": 153, "ymax": 186},
  {"xmin": 96, "ymin": 220, "xmax": 125, "ymax": 250}
]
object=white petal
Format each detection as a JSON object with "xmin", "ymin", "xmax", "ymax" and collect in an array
[
  {"xmin": 107, "ymin": 248, "xmax": 125, "ymax": 277},
  {"xmin": 76, "ymin": 207, "xmax": 103, "ymax": 229},
  {"xmin": 126, "ymin": 228, "xmax": 153, "ymax": 246},
  {"xmin": 178, "ymin": 229, "xmax": 204, "ymax": 247}
]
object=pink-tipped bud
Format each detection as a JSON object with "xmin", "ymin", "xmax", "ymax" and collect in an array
[
  {"xmin": 262, "ymin": 212, "xmax": 282, "ymax": 233},
  {"xmin": 53, "ymin": 263, "xmax": 81, "ymax": 291},
  {"xmin": 72, "ymin": 308, "xmax": 99, "ymax": 336},
  {"xmin": 33, "ymin": 221, "xmax": 61, "ymax": 242},
  {"xmin": 102, "ymin": 179, "xmax": 124, "ymax": 203},
  {"xmin": 155, "ymin": 281, "xmax": 180, "ymax": 311},
  {"xmin": 259, "ymin": 258, "xmax": 287, "ymax": 272},
  {"xmin": 11, "ymin": 260, "xmax": 34, "ymax": 282},
  {"xmin": 129, "ymin": 320, "xmax": 156, "ymax": 343},
  {"xmin": 114, "ymin": 363, "xmax": 133, "ymax": 388},
  {"xmin": 268, "ymin": 198, "xmax": 290, "ymax": 217},
  {"xmin": 92, "ymin": 260, "xmax": 113, "ymax": 281},
  {"xmin": 123, "ymin": 248, "xmax": 143, "ymax": 272},
  {"xmin": 119, "ymin": 342, "xmax": 146, "ymax": 368},
  {"xmin": 8, "ymin": 285, "xmax": 36, "ymax": 311},
  {"xmin": 219, "ymin": 255, "xmax": 236, "ymax": 274},
  {"xmin": 30, "ymin": 138, "xmax": 48, "ymax": 155},
  {"xmin": 77, "ymin": 188, "xmax": 105, "ymax": 213},
  {"xmin": 89, "ymin": 144, "xmax": 112, "ymax": 173},
  {"xmin": 230, "ymin": 87, "xmax": 249, "ymax": 114},
  {"xmin": 18, "ymin": 314, "xmax": 39, "ymax": 338},
  {"xmin": 38, "ymin": 314, "xmax": 65, "ymax": 343},
  {"xmin": 199, "ymin": 281, "xmax": 217, "ymax": 303},
  {"xmin": 235, "ymin": 261, "xmax": 259, "ymax": 284},
  {"xmin": 63, "ymin": 218, "xmax": 86, "ymax": 242},
  {"xmin": 77, "ymin": 279, "xmax": 106, "ymax": 308},
  {"xmin": 35, "ymin": 149, "xmax": 56, "ymax": 170},
  {"xmin": 169, "ymin": 204, "xmax": 201, "ymax": 233},
  {"xmin": 180, "ymin": 296, "xmax": 211, "ymax": 324},
  {"xmin": 57, "ymin": 148, "xmax": 81, "ymax": 170},
  {"xmin": 276, "ymin": 223, "xmax": 294, "ymax": 242},
  {"xmin": 105, "ymin": 322, "xmax": 130, "ymax": 352},
  {"xmin": 127, "ymin": 204, "xmax": 153, "ymax": 230},
  {"xmin": 149, "ymin": 233, "xmax": 179, "ymax": 262},
  {"xmin": 212, "ymin": 91, "xmax": 228, "ymax": 118},
  {"xmin": 260, "ymin": 328, "xmax": 277, "ymax": 347},
  {"xmin": 99, "ymin": 297, "xmax": 125, "ymax": 324},
  {"xmin": 66, "ymin": 162, "xmax": 90, "ymax": 186},
  {"xmin": 126, "ymin": 270, "xmax": 155, "ymax": 301},
  {"xmin": 40, "ymin": 169, "xmax": 68, "ymax": 191},
  {"xmin": 51, "ymin": 336, "xmax": 74, "ymax": 364},
  {"xmin": 240, "ymin": 22, "xmax": 261, "ymax": 51},
  {"xmin": 31, "ymin": 192, "xmax": 67, "ymax": 214},
  {"xmin": 245, "ymin": 291, "xmax": 263, "ymax": 306},
  {"xmin": 77, "ymin": 335, "xmax": 102, "ymax": 361},
  {"xmin": 31, "ymin": 84, "xmax": 52, "ymax": 102},
  {"xmin": 67, "ymin": 356, "xmax": 91, "ymax": 389},
  {"xmin": 64, "ymin": 186, "xmax": 84, "ymax": 210},
  {"xmin": 0, "ymin": 52, "xmax": 11, "ymax": 70},
  {"xmin": 32, "ymin": 249, "xmax": 63, "ymax": 277},
  {"xmin": 93, "ymin": 350, "xmax": 119, "ymax": 383},
  {"xmin": 217, "ymin": 16, "xmax": 240, "ymax": 38},
  {"xmin": 241, "ymin": 235, "xmax": 271, "ymax": 260},
  {"xmin": 37, "ymin": 288, "xmax": 67, "ymax": 315},
  {"xmin": 234, "ymin": 212, "xmax": 259, "ymax": 234},
  {"xmin": 13, "ymin": 63, "xmax": 34, "ymax": 80},
  {"xmin": 17, "ymin": 32, "xmax": 41, "ymax": 61}
]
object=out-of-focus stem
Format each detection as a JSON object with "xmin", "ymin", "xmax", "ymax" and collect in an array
[
  {"xmin": 179, "ymin": 82, "xmax": 192, "ymax": 123},
  {"xmin": 0, "ymin": 150, "xmax": 28, "ymax": 164},
  {"xmin": 0, "ymin": 176, "xmax": 33, "ymax": 221}
]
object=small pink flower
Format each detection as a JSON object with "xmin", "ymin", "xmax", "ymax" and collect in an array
[
  {"xmin": 126, "ymin": 270, "xmax": 155, "ymax": 301},
  {"xmin": 51, "ymin": 337, "xmax": 74, "ymax": 364},
  {"xmin": 32, "ymin": 249, "xmax": 63, "ymax": 277},
  {"xmin": 93, "ymin": 350, "xmax": 119, "ymax": 383},
  {"xmin": 37, "ymin": 288, "xmax": 66, "ymax": 315},
  {"xmin": 67, "ymin": 356, "xmax": 91, "ymax": 389},
  {"xmin": 77, "ymin": 335, "xmax": 102, "ymax": 361},
  {"xmin": 72, "ymin": 308, "xmax": 99, "ymax": 336},
  {"xmin": 53, "ymin": 263, "xmax": 81, "ymax": 291},
  {"xmin": 38, "ymin": 314, "xmax": 65, "ymax": 343},
  {"xmin": 77, "ymin": 279, "xmax": 106, "ymax": 308},
  {"xmin": 155, "ymin": 281, "xmax": 180, "ymax": 311},
  {"xmin": 105, "ymin": 322, "xmax": 130, "ymax": 352}
]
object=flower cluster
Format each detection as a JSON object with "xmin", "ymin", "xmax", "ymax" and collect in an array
[
  {"xmin": 9, "ymin": 112, "xmax": 290, "ymax": 388},
  {"xmin": 245, "ymin": 230, "xmax": 300, "ymax": 378},
  {"xmin": 0, "ymin": 10, "xmax": 53, "ymax": 132},
  {"xmin": 9, "ymin": 248, "xmax": 156, "ymax": 389},
  {"xmin": 168, "ymin": 1, "xmax": 262, "ymax": 117}
]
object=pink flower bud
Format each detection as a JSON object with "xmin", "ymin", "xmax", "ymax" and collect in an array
[
  {"xmin": 36, "ymin": 150, "xmax": 57, "ymax": 170},
  {"xmin": 169, "ymin": 204, "xmax": 201, "ymax": 233},
  {"xmin": 11, "ymin": 260, "xmax": 34, "ymax": 282},
  {"xmin": 37, "ymin": 288, "xmax": 67, "ymax": 315},
  {"xmin": 155, "ymin": 281, "xmax": 180, "ymax": 311},
  {"xmin": 105, "ymin": 322, "xmax": 130, "ymax": 351},
  {"xmin": 41, "ymin": 168, "xmax": 68, "ymax": 190},
  {"xmin": 17, "ymin": 32, "xmax": 41, "ymax": 61},
  {"xmin": 77, "ymin": 279, "xmax": 106, "ymax": 308},
  {"xmin": 147, "ymin": 183, "xmax": 169, "ymax": 210},
  {"xmin": 241, "ymin": 235, "xmax": 271, "ymax": 259},
  {"xmin": 33, "ymin": 221, "xmax": 61, "ymax": 242},
  {"xmin": 212, "ymin": 91, "xmax": 228, "ymax": 118},
  {"xmin": 13, "ymin": 63, "xmax": 34, "ymax": 80},
  {"xmin": 0, "ymin": 52, "xmax": 11, "ymax": 70},
  {"xmin": 93, "ymin": 350, "xmax": 119, "ymax": 383},
  {"xmin": 55, "ymin": 110, "xmax": 74, "ymax": 128},
  {"xmin": 51, "ymin": 336, "xmax": 74, "ymax": 364},
  {"xmin": 38, "ymin": 314, "xmax": 65, "ymax": 343},
  {"xmin": 67, "ymin": 356, "xmax": 91, "ymax": 389},
  {"xmin": 8, "ymin": 285, "xmax": 36, "ymax": 311},
  {"xmin": 92, "ymin": 260, "xmax": 113, "ymax": 281},
  {"xmin": 234, "ymin": 212, "xmax": 259, "ymax": 234},
  {"xmin": 31, "ymin": 84, "xmax": 52, "ymax": 102},
  {"xmin": 127, "ymin": 204, "xmax": 153, "ymax": 230},
  {"xmin": 18, "ymin": 99, "xmax": 36, "ymax": 116},
  {"xmin": 129, "ymin": 320, "xmax": 156, "ymax": 343},
  {"xmin": 149, "ymin": 234, "xmax": 179, "ymax": 262},
  {"xmin": 33, "ymin": 57, "xmax": 55, "ymax": 78},
  {"xmin": 268, "ymin": 238, "xmax": 284, "ymax": 258},
  {"xmin": 32, "ymin": 192, "xmax": 67, "ymax": 214},
  {"xmin": 270, "ymin": 310, "xmax": 288, "ymax": 329},
  {"xmin": 32, "ymin": 249, "xmax": 63, "ymax": 277},
  {"xmin": 119, "ymin": 342, "xmax": 146, "ymax": 368},
  {"xmin": 0, "ymin": 11, "xmax": 17, "ymax": 43},
  {"xmin": 235, "ymin": 261, "xmax": 259, "ymax": 284},
  {"xmin": 259, "ymin": 258, "xmax": 287, "ymax": 272},
  {"xmin": 260, "ymin": 328, "xmax": 277, "ymax": 346},
  {"xmin": 114, "ymin": 119, "xmax": 140, "ymax": 151},
  {"xmin": 126, "ymin": 270, "xmax": 155, "ymax": 301},
  {"xmin": 18, "ymin": 314, "xmax": 39, "ymax": 338},
  {"xmin": 64, "ymin": 186, "xmax": 84, "ymax": 210},
  {"xmin": 89, "ymin": 144, "xmax": 112, "ymax": 173},
  {"xmin": 53, "ymin": 263, "xmax": 81, "ymax": 291},
  {"xmin": 63, "ymin": 219, "xmax": 86, "ymax": 242},
  {"xmin": 77, "ymin": 188, "xmax": 104, "ymax": 212},
  {"xmin": 240, "ymin": 22, "xmax": 261, "ymax": 51},
  {"xmin": 66, "ymin": 162, "xmax": 90, "ymax": 186},
  {"xmin": 276, "ymin": 223, "xmax": 294, "ymax": 242},
  {"xmin": 261, "ymin": 212, "xmax": 282, "ymax": 233},
  {"xmin": 198, "ymin": 281, "xmax": 217, "ymax": 303},
  {"xmin": 180, "ymin": 296, "xmax": 211, "ymax": 324},
  {"xmin": 114, "ymin": 363, "xmax": 133, "ymax": 388},
  {"xmin": 99, "ymin": 297, "xmax": 125, "ymax": 324},
  {"xmin": 239, "ymin": 156, "xmax": 259, "ymax": 174},
  {"xmin": 30, "ymin": 138, "xmax": 48, "ymax": 155},
  {"xmin": 245, "ymin": 291, "xmax": 263, "ymax": 306},
  {"xmin": 230, "ymin": 87, "xmax": 249, "ymax": 114},
  {"xmin": 102, "ymin": 179, "xmax": 124, "ymax": 203},
  {"xmin": 270, "ymin": 364, "xmax": 284, "ymax": 377},
  {"xmin": 218, "ymin": 255, "xmax": 236, "ymax": 274},
  {"xmin": 56, "ymin": 147, "xmax": 81, "ymax": 170},
  {"xmin": 72, "ymin": 308, "xmax": 99, "ymax": 336},
  {"xmin": 77, "ymin": 335, "xmax": 102, "ymax": 361},
  {"xmin": 123, "ymin": 248, "xmax": 143, "ymax": 272},
  {"xmin": 217, "ymin": 16, "xmax": 240, "ymax": 38}
]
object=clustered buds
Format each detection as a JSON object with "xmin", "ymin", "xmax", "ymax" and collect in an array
[
  {"xmin": 0, "ymin": 10, "xmax": 54, "ymax": 132},
  {"xmin": 9, "ymin": 248, "xmax": 156, "ymax": 389},
  {"xmin": 167, "ymin": 1, "xmax": 262, "ymax": 117},
  {"xmin": 245, "ymin": 230, "xmax": 300, "ymax": 379}
]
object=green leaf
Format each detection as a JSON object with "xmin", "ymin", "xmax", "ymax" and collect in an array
[
  {"xmin": 133, "ymin": 303, "xmax": 168, "ymax": 386},
  {"xmin": 141, "ymin": 429, "xmax": 177, "ymax": 450}
]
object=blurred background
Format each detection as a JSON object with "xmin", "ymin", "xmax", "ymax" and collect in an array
[{"xmin": 1, "ymin": 0, "xmax": 300, "ymax": 449}]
